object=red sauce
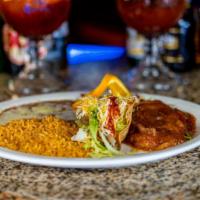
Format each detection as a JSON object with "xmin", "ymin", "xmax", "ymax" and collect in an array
[
  {"xmin": 0, "ymin": 0, "xmax": 71, "ymax": 37},
  {"xmin": 105, "ymin": 97, "xmax": 120, "ymax": 137},
  {"xmin": 117, "ymin": 0, "xmax": 186, "ymax": 36},
  {"xmin": 126, "ymin": 100, "xmax": 196, "ymax": 151}
]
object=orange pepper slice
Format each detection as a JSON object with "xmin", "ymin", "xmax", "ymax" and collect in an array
[
  {"xmin": 87, "ymin": 73, "xmax": 131, "ymax": 97},
  {"xmin": 72, "ymin": 73, "xmax": 131, "ymax": 109}
]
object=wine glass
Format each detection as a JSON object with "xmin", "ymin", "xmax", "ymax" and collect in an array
[
  {"xmin": 117, "ymin": 0, "xmax": 186, "ymax": 92},
  {"xmin": 0, "ymin": 0, "xmax": 71, "ymax": 95}
]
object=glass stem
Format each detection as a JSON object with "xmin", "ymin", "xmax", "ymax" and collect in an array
[
  {"xmin": 18, "ymin": 39, "xmax": 41, "ymax": 80},
  {"xmin": 148, "ymin": 38, "xmax": 159, "ymax": 67},
  {"xmin": 29, "ymin": 40, "xmax": 41, "ymax": 79},
  {"xmin": 142, "ymin": 38, "xmax": 160, "ymax": 78},
  {"xmin": 32, "ymin": 40, "xmax": 39, "ymax": 67}
]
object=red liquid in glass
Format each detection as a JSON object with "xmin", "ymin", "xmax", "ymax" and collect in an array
[
  {"xmin": 0, "ymin": 0, "xmax": 71, "ymax": 37},
  {"xmin": 117, "ymin": 0, "xmax": 186, "ymax": 36}
]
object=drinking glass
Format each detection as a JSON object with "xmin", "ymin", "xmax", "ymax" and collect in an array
[
  {"xmin": 0, "ymin": 0, "xmax": 71, "ymax": 95},
  {"xmin": 117, "ymin": 0, "xmax": 186, "ymax": 91}
]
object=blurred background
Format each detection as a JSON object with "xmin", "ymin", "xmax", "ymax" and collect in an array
[
  {"xmin": 69, "ymin": 0, "xmax": 126, "ymax": 46},
  {"xmin": 0, "ymin": 0, "xmax": 126, "ymax": 74},
  {"xmin": 0, "ymin": 0, "xmax": 199, "ymax": 98},
  {"xmin": 0, "ymin": 0, "xmax": 199, "ymax": 71}
]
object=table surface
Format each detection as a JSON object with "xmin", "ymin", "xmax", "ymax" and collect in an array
[{"xmin": 0, "ymin": 61, "xmax": 200, "ymax": 200}]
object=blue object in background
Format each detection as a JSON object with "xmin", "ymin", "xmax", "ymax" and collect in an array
[{"xmin": 66, "ymin": 44, "xmax": 126, "ymax": 65}]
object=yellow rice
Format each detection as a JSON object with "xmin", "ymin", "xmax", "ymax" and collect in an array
[{"xmin": 0, "ymin": 116, "xmax": 90, "ymax": 157}]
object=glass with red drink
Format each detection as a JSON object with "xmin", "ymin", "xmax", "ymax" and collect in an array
[
  {"xmin": 0, "ymin": 0, "xmax": 71, "ymax": 95},
  {"xmin": 117, "ymin": 0, "xmax": 186, "ymax": 91},
  {"xmin": 0, "ymin": 0, "xmax": 71, "ymax": 37}
]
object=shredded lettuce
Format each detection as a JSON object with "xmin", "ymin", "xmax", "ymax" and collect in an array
[
  {"xmin": 99, "ymin": 131, "xmax": 123, "ymax": 155},
  {"xmin": 89, "ymin": 110, "xmax": 99, "ymax": 143},
  {"xmin": 116, "ymin": 118, "xmax": 126, "ymax": 132},
  {"xmin": 84, "ymin": 108, "xmax": 122, "ymax": 158},
  {"xmin": 184, "ymin": 132, "xmax": 192, "ymax": 141},
  {"xmin": 75, "ymin": 95, "xmax": 139, "ymax": 158}
]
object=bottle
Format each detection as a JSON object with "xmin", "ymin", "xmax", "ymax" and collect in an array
[
  {"xmin": 192, "ymin": 0, "xmax": 200, "ymax": 66},
  {"xmin": 126, "ymin": 28, "xmax": 147, "ymax": 67},
  {"xmin": 0, "ymin": 18, "xmax": 11, "ymax": 74},
  {"xmin": 162, "ymin": 1, "xmax": 195, "ymax": 72}
]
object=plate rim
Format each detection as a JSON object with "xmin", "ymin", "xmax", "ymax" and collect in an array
[{"xmin": 0, "ymin": 91, "xmax": 199, "ymax": 169}]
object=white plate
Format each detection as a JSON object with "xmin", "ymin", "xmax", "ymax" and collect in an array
[{"xmin": 0, "ymin": 91, "xmax": 200, "ymax": 169}]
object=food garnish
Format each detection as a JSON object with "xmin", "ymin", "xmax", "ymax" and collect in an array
[
  {"xmin": 184, "ymin": 132, "xmax": 193, "ymax": 141},
  {"xmin": 73, "ymin": 95, "xmax": 140, "ymax": 157},
  {"xmin": 72, "ymin": 74, "xmax": 140, "ymax": 157},
  {"xmin": 72, "ymin": 73, "xmax": 131, "ymax": 109}
]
